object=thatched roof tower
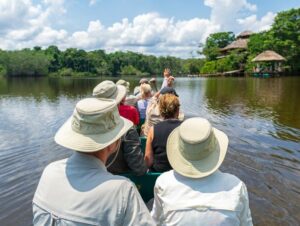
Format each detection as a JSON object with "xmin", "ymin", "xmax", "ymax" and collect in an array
[
  {"xmin": 236, "ymin": 30, "xmax": 253, "ymax": 39},
  {"xmin": 220, "ymin": 39, "xmax": 248, "ymax": 52}
]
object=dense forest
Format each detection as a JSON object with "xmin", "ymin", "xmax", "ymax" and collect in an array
[
  {"xmin": 0, "ymin": 47, "xmax": 204, "ymax": 77},
  {"xmin": 0, "ymin": 8, "xmax": 298, "ymax": 77}
]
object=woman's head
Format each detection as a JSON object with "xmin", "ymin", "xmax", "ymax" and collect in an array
[
  {"xmin": 140, "ymin": 83, "xmax": 152, "ymax": 99},
  {"xmin": 159, "ymin": 94, "xmax": 180, "ymax": 119}
]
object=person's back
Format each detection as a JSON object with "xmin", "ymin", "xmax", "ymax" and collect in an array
[
  {"xmin": 152, "ymin": 170, "xmax": 252, "ymax": 226},
  {"xmin": 33, "ymin": 153, "xmax": 151, "ymax": 225},
  {"xmin": 151, "ymin": 119, "xmax": 181, "ymax": 172},
  {"xmin": 33, "ymin": 98, "xmax": 155, "ymax": 226},
  {"xmin": 107, "ymin": 127, "xmax": 147, "ymax": 176},
  {"xmin": 151, "ymin": 117, "xmax": 252, "ymax": 226},
  {"xmin": 137, "ymin": 98, "xmax": 150, "ymax": 121}
]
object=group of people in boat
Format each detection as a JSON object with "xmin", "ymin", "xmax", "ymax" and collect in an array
[{"xmin": 32, "ymin": 68, "xmax": 253, "ymax": 225}]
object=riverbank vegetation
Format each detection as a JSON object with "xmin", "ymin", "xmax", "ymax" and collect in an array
[
  {"xmin": 0, "ymin": 46, "xmax": 204, "ymax": 78},
  {"xmin": 200, "ymin": 8, "xmax": 300, "ymax": 74},
  {"xmin": 0, "ymin": 8, "xmax": 298, "ymax": 78}
]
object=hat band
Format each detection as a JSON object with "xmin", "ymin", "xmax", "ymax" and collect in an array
[
  {"xmin": 71, "ymin": 107, "xmax": 120, "ymax": 135},
  {"xmin": 95, "ymin": 86, "xmax": 117, "ymax": 99},
  {"xmin": 179, "ymin": 133, "xmax": 216, "ymax": 160}
]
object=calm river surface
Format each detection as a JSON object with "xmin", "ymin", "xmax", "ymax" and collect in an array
[{"xmin": 0, "ymin": 76, "xmax": 299, "ymax": 226}]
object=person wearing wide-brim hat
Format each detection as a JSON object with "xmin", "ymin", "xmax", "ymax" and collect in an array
[
  {"xmin": 33, "ymin": 98, "xmax": 155, "ymax": 226},
  {"xmin": 92, "ymin": 80, "xmax": 147, "ymax": 176},
  {"xmin": 93, "ymin": 80, "xmax": 126, "ymax": 104},
  {"xmin": 151, "ymin": 117, "xmax": 253, "ymax": 226}
]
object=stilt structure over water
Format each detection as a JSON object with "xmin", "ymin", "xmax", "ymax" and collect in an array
[{"xmin": 252, "ymin": 50, "xmax": 286, "ymax": 78}]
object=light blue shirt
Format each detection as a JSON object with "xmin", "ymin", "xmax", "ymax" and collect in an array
[
  {"xmin": 137, "ymin": 99, "xmax": 150, "ymax": 120},
  {"xmin": 33, "ymin": 152, "xmax": 155, "ymax": 226},
  {"xmin": 151, "ymin": 170, "xmax": 253, "ymax": 226}
]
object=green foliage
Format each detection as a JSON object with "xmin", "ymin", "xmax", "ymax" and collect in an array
[
  {"xmin": 3, "ymin": 50, "xmax": 50, "ymax": 77},
  {"xmin": 200, "ymin": 32, "xmax": 235, "ymax": 60},
  {"xmin": 58, "ymin": 68, "xmax": 73, "ymax": 77},
  {"xmin": 201, "ymin": 51, "xmax": 247, "ymax": 74},
  {"xmin": 182, "ymin": 58, "xmax": 205, "ymax": 74},
  {"xmin": 121, "ymin": 65, "xmax": 142, "ymax": 76}
]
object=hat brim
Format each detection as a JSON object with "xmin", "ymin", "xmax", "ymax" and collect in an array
[
  {"xmin": 55, "ymin": 116, "xmax": 133, "ymax": 152},
  {"xmin": 115, "ymin": 85, "xmax": 127, "ymax": 104},
  {"xmin": 167, "ymin": 127, "xmax": 228, "ymax": 178}
]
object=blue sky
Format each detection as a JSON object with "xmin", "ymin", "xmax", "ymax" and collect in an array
[{"xmin": 0, "ymin": 0, "xmax": 299, "ymax": 58}]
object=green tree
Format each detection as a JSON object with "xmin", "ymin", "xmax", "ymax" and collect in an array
[
  {"xmin": 269, "ymin": 8, "xmax": 300, "ymax": 71},
  {"xmin": 200, "ymin": 32, "xmax": 235, "ymax": 60}
]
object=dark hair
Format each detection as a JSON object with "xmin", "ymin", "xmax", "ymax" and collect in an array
[{"xmin": 159, "ymin": 94, "xmax": 180, "ymax": 119}]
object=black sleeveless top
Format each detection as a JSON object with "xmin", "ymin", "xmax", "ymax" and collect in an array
[{"xmin": 152, "ymin": 119, "xmax": 182, "ymax": 172}]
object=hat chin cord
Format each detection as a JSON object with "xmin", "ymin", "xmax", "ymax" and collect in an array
[{"xmin": 106, "ymin": 139, "xmax": 121, "ymax": 168}]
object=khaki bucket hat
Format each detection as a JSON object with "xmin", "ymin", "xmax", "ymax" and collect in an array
[
  {"xmin": 93, "ymin": 80, "xmax": 126, "ymax": 104},
  {"xmin": 167, "ymin": 117, "xmax": 228, "ymax": 178},
  {"xmin": 116, "ymin": 79, "xmax": 130, "ymax": 93},
  {"xmin": 55, "ymin": 98, "xmax": 133, "ymax": 152}
]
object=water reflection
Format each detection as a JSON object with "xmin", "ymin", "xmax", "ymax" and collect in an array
[{"xmin": 0, "ymin": 76, "xmax": 299, "ymax": 226}]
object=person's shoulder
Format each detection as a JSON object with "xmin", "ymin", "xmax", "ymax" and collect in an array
[
  {"xmin": 108, "ymin": 174, "xmax": 137, "ymax": 190},
  {"xmin": 155, "ymin": 170, "xmax": 175, "ymax": 185},
  {"xmin": 44, "ymin": 158, "xmax": 67, "ymax": 171},
  {"xmin": 40, "ymin": 158, "xmax": 68, "ymax": 178},
  {"xmin": 215, "ymin": 171, "xmax": 246, "ymax": 189}
]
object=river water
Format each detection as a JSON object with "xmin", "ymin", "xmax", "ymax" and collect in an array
[{"xmin": 0, "ymin": 76, "xmax": 299, "ymax": 226}]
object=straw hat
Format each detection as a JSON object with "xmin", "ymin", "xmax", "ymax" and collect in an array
[
  {"xmin": 116, "ymin": 79, "xmax": 130, "ymax": 93},
  {"xmin": 167, "ymin": 117, "xmax": 228, "ymax": 178},
  {"xmin": 55, "ymin": 98, "xmax": 133, "ymax": 152},
  {"xmin": 93, "ymin": 80, "xmax": 126, "ymax": 104}
]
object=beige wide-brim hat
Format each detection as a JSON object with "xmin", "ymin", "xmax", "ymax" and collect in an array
[
  {"xmin": 93, "ymin": 80, "xmax": 126, "ymax": 104},
  {"xmin": 167, "ymin": 117, "xmax": 228, "ymax": 178},
  {"xmin": 116, "ymin": 79, "xmax": 130, "ymax": 93},
  {"xmin": 55, "ymin": 98, "xmax": 133, "ymax": 152}
]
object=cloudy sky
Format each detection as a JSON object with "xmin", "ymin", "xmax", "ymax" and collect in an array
[{"xmin": 0, "ymin": 0, "xmax": 298, "ymax": 58}]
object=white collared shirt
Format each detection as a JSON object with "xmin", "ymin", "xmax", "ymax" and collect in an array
[
  {"xmin": 151, "ymin": 170, "xmax": 253, "ymax": 226},
  {"xmin": 33, "ymin": 152, "xmax": 155, "ymax": 226}
]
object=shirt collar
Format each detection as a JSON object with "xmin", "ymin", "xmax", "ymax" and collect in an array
[{"xmin": 69, "ymin": 152, "xmax": 107, "ymax": 171}]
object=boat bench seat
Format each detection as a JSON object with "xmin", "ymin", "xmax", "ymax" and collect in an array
[{"xmin": 121, "ymin": 172, "xmax": 161, "ymax": 202}]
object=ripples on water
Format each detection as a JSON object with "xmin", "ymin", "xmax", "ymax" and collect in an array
[{"xmin": 0, "ymin": 77, "xmax": 299, "ymax": 226}]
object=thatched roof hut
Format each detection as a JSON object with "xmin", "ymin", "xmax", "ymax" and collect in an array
[
  {"xmin": 252, "ymin": 50, "xmax": 286, "ymax": 62},
  {"xmin": 220, "ymin": 39, "xmax": 248, "ymax": 52},
  {"xmin": 237, "ymin": 30, "xmax": 253, "ymax": 39}
]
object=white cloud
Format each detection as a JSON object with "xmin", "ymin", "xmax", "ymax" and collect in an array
[
  {"xmin": 237, "ymin": 12, "xmax": 276, "ymax": 32},
  {"xmin": 204, "ymin": 0, "xmax": 258, "ymax": 31},
  {"xmin": 0, "ymin": 0, "xmax": 276, "ymax": 58},
  {"xmin": 89, "ymin": 0, "xmax": 97, "ymax": 6}
]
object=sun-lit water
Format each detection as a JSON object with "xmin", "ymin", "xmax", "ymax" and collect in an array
[{"xmin": 0, "ymin": 76, "xmax": 299, "ymax": 226}]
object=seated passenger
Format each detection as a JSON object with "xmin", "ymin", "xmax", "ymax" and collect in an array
[
  {"xmin": 117, "ymin": 79, "xmax": 138, "ymax": 106},
  {"xmin": 144, "ymin": 94, "xmax": 181, "ymax": 172},
  {"xmin": 33, "ymin": 98, "xmax": 155, "ymax": 225},
  {"xmin": 151, "ymin": 117, "xmax": 253, "ymax": 226},
  {"xmin": 142, "ymin": 87, "xmax": 180, "ymax": 136},
  {"xmin": 137, "ymin": 83, "xmax": 152, "ymax": 123},
  {"xmin": 93, "ymin": 80, "xmax": 147, "ymax": 175}
]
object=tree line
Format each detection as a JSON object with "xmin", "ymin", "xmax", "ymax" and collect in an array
[
  {"xmin": 0, "ymin": 46, "xmax": 204, "ymax": 77},
  {"xmin": 199, "ymin": 8, "xmax": 300, "ymax": 74}
]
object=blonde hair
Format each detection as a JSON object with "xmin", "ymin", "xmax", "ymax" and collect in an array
[
  {"xmin": 159, "ymin": 94, "xmax": 180, "ymax": 119},
  {"xmin": 140, "ymin": 83, "xmax": 152, "ymax": 99}
]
